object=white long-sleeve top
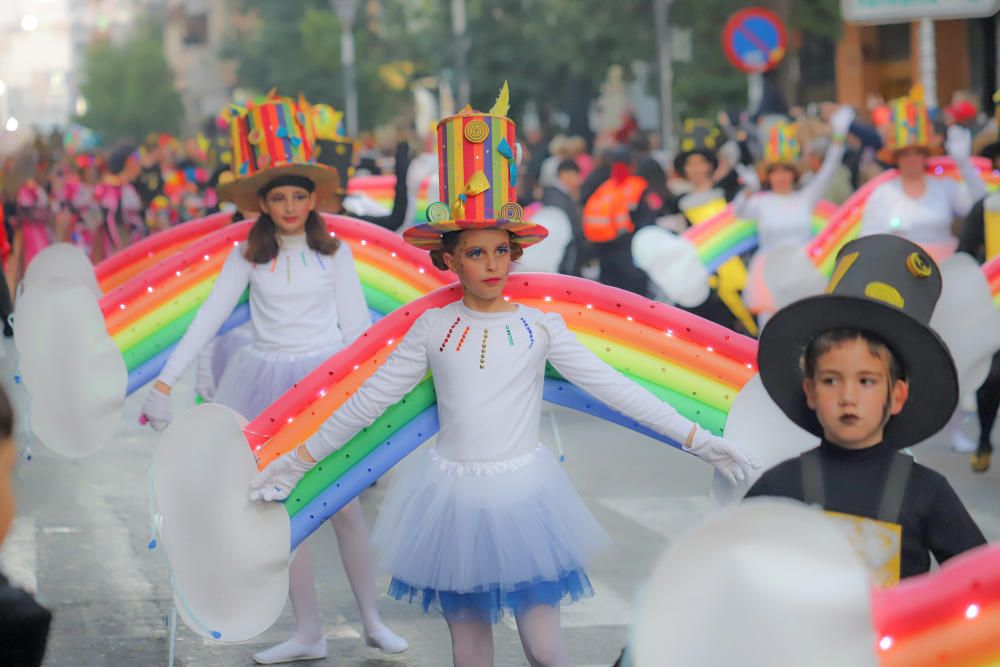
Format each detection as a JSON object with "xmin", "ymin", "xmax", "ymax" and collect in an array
[
  {"xmin": 159, "ymin": 233, "xmax": 371, "ymax": 387},
  {"xmin": 734, "ymin": 142, "xmax": 846, "ymax": 251},
  {"xmin": 859, "ymin": 163, "xmax": 986, "ymax": 249},
  {"xmin": 306, "ymin": 301, "xmax": 699, "ymax": 465}
]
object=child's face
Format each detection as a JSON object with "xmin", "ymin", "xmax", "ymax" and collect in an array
[
  {"xmin": 443, "ymin": 229, "xmax": 514, "ymax": 302},
  {"xmin": 0, "ymin": 438, "xmax": 15, "ymax": 545},
  {"xmin": 803, "ymin": 338, "xmax": 909, "ymax": 449}
]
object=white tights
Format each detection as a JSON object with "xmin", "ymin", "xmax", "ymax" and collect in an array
[
  {"xmin": 446, "ymin": 604, "xmax": 572, "ymax": 667},
  {"xmin": 287, "ymin": 498, "xmax": 387, "ymax": 642}
]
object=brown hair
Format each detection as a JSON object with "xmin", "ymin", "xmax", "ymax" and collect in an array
[
  {"xmin": 429, "ymin": 230, "xmax": 524, "ymax": 271},
  {"xmin": 802, "ymin": 328, "xmax": 906, "ymax": 385},
  {"xmin": 243, "ymin": 211, "xmax": 339, "ymax": 264},
  {"xmin": 0, "ymin": 383, "xmax": 12, "ymax": 440}
]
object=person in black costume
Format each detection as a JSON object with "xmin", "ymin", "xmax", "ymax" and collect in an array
[
  {"xmin": 958, "ymin": 190, "xmax": 1000, "ymax": 472},
  {"xmin": 0, "ymin": 384, "xmax": 51, "ymax": 665},
  {"xmin": 315, "ymin": 136, "xmax": 411, "ymax": 232},
  {"xmin": 746, "ymin": 235, "xmax": 986, "ymax": 584}
]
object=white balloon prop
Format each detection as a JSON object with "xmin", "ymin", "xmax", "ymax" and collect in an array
[
  {"xmin": 18, "ymin": 243, "xmax": 101, "ymax": 299},
  {"xmin": 632, "ymin": 499, "xmax": 877, "ymax": 667},
  {"xmin": 516, "ymin": 206, "xmax": 572, "ymax": 273},
  {"xmin": 631, "ymin": 226, "xmax": 711, "ymax": 307},
  {"xmin": 761, "ymin": 245, "xmax": 827, "ymax": 310},
  {"xmin": 14, "ymin": 276, "xmax": 126, "ymax": 457},
  {"xmin": 154, "ymin": 404, "xmax": 290, "ymax": 642},
  {"xmin": 715, "ymin": 374, "xmax": 819, "ymax": 504},
  {"xmin": 930, "ymin": 253, "xmax": 1000, "ymax": 400}
]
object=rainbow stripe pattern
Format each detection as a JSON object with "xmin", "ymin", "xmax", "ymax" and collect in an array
[
  {"xmin": 347, "ymin": 174, "xmax": 432, "ymax": 223},
  {"xmin": 437, "ymin": 109, "xmax": 517, "ymax": 222},
  {"xmin": 886, "ymin": 96, "xmax": 930, "ymax": 153},
  {"xmin": 683, "ymin": 200, "xmax": 835, "ymax": 273},
  {"xmin": 229, "ymin": 98, "xmax": 316, "ymax": 179},
  {"xmin": 808, "ymin": 157, "xmax": 1000, "ymax": 277},
  {"xmin": 985, "ymin": 254, "xmax": 1000, "ymax": 310},
  {"xmin": 764, "ymin": 122, "xmax": 800, "ymax": 164}
]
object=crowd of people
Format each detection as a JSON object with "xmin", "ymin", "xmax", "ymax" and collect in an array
[{"xmin": 2, "ymin": 81, "xmax": 1000, "ymax": 666}]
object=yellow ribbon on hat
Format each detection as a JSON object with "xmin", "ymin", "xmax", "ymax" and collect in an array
[{"xmin": 451, "ymin": 171, "xmax": 490, "ymax": 219}]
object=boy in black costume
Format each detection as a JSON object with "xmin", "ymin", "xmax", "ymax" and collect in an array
[{"xmin": 746, "ymin": 235, "xmax": 986, "ymax": 584}]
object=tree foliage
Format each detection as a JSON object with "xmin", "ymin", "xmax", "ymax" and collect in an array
[
  {"xmin": 77, "ymin": 23, "xmax": 185, "ymax": 142},
  {"xmin": 222, "ymin": 0, "xmax": 842, "ymax": 132}
]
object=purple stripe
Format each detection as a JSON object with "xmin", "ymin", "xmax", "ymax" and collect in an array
[{"xmin": 483, "ymin": 122, "xmax": 494, "ymax": 219}]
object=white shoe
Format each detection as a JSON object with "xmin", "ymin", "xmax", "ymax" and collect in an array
[
  {"xmin": 252, "ymin": 637, "xmax": 327, "ymax": 664},
  {"xmin": 365, "ymin": 625, "xmax": 409, "ymax": 654},
  {"xmin": 950, "ymin": 423, "xmax": 979, "ymax": 454}
]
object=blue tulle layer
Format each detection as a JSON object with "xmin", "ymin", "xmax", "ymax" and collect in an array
[{"xmin": 387, "ymin": 568, "xmax": 595, "ymax": 624}]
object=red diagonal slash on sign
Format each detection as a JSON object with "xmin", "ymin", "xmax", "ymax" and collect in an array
[{"xmin": 735, "ymin": 24, "xmax": 772, "ymax": 58}]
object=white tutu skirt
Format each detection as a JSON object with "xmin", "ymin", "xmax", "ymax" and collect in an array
[
  {"xmin": 372, "ymin": 445, "xmax": 611, "ymax": 622},
  {"xmin": 213, "ymin": 342, "xmax": 339, "ymax": 421},
  {"xmin": 211, "ymin": 324, "xmax": 255, "ymax": 384}
]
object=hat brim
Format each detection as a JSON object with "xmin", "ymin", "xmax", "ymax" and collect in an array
[
  {"xmin": 757, "ymin": 294, "xmax": 958, "ymax": 447},
  {"xmin": 876, "ymin": 143, "xmax": 944, "ymax": 165},
  {"xmin": 217, "ymin": 163, "xmax": 341, "ymax": 213},
  {"xmin": 403, "ymin": 219, "xmax": 549, "ymax": 250}
]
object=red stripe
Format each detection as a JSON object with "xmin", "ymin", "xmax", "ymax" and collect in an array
[
  {"xmin": 508, "ymin": 121, "xmax": 517, "ymax": 203},
  {"xmin": 462, "ymin": 117, "xmax": 477, "ymax": 220},
  {"xmin": 438, "ymin": 124, "xmax": 448, "ymax": 206},
  {"xmin": 262, "ymin": 104, "xmax": 280, "ymax": 167}
]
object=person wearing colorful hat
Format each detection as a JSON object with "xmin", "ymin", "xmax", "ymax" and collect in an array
[
  {"xmin": 733, "ymin": 105, "xmax": 855, "ymax": 325},
  {"xmin": 138, "ymin": 95, "xmax": 408, "ymax": 664},
  {"xmin": 305, "ymin": 100, "xmax": 413, "ymax": 231},
  {"xmin": 249, "ymin": 84, "xmax": 757, "ymax": 667},
  {"xmin": 745, "ymin": 234, "xmax": 986, "ymax": 584},
  {"xmin": 859, "ymin": 90, "xmax": 986, "ymax": 262},
  {"xmin": 661, "ymin": 118, "xmax": 757, "ymax": 335},
  {"xmin": 956, "ymin": 191, "xmax": 1000, "ymax": 472}
]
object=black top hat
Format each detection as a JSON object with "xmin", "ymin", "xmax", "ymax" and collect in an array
[
  {"xmin": 673, "ymin": 119, "xmax": 721, "ymax": 175},
  {"xmin": 315, "ymin": 138, "xmax": 358, "ymax": 195},
  {"xmin": 757, "ymin": 234, "xmax": 958, "ymax": 448}
]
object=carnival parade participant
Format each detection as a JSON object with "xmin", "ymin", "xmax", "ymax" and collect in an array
[
  {"xmin": 138, "ymin": 96, "xmax": 407, "ymax": 664},
  {"xmin": 249, "ymin": 86, "xmax": 757, "ymax": 667},
  {"xmin": 745, "ymin": 235, "xmax": 986, "ymax": 584},
  {"xmin": 733, "ymin": 105, "xmax": 855, "ymax": 325},
  {"xmin": 859, "ymin": 92, "xmax": 986, "ymax": 261},
  {"xmin": 662, "ymin": 119, "xmax": 756, "ymax": 334}
]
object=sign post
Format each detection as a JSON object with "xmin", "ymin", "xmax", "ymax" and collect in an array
[{"xmin": 722, "ymin": 8, "xmax": 787, "ymax": 115}]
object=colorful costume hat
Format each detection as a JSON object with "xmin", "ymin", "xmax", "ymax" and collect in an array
[
  {"xmin": 673, "ymin": 119, "xmax": 722, "ymax": 175},
  {"xmin": 302, "ymin": 100, "xmax": 356, "ymax": 196},
  {"xmin": 216, "ymin": 95, "xmax": 340, "ymax": 212},
  {"xmin": 878, "ymin": 89, "xmax": 941, "ymax": 164},
  {"xmin": 403, "ymin": 82, "xmax": 548, "ymax": 250},
  {"xmin": 757, "ymin": 234, "xmax": 958, "ymax": 447},
  {"xmin": 762, "ymin": 121, "xmax": 800, "ymax": 166}
]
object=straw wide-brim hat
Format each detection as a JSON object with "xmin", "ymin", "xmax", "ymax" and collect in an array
[{"xmin": 217, "ymin": 162, "xmax": 342, "ymax": 213}]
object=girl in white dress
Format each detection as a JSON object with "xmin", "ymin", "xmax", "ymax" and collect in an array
[
  {"xmin": 139, "ymin": 96, "xmax": 406, "ymax": 664},
  {"xmin": 250, "ymin": 99, "xmax": 757, "ymax": 667}
]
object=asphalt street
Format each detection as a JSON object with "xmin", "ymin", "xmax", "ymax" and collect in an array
[{"xmin": 2, "ymin": 337, "xmax": 998, "ymax": 667}]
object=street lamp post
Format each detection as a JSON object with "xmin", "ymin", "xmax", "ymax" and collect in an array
[
  {"xmin": 451, "ymin": 0, "xmax": 470, "ymax": 107},
  {"xmin": 331, "ymin": 0, "xmax": 360, "ymax": 136},
  {"xmin": 653, "ymin": 0, "xmax": 675, "ymax": 153}
]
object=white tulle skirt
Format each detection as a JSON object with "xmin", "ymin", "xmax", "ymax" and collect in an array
[
  {"xmin": 210, "ymin": 324, "xmax": 255, "ymax": 385},
  {"xmin": 212, "ymin": 341, "xmax": 340, "ymax": 421},
  {"xmin": 371, "ymin": 444, "xmax": 611, "ymax": 622}
]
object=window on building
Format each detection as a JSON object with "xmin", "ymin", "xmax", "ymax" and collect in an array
[{"xmin": 876, "ymin": 23, "xmax": 910, "ymax": 62}]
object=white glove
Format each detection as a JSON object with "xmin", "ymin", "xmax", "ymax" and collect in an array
[
  {"xmin": 249, "ymin": 447, "xmax": 316, "ymax": 502},
  {"xmin": 140, "ymin": 386, "xmax": 172, "ymax": 431},
  {"xmin": 734, "ymin": 164, "xmax": 760, "ymax": 193},
  {"xmin": 194, "ymin": 347, "xmax": 216, "ymax": 402},
  {"xmin": 945, "ymin": 125, "xmax": 973, "ymax": 161},
  {"xmin": 685, "ymin": 427, "xmax": 759, "ymax": 485},
  {"xmin": 829, "ymin": 105, "xmax": 856, "ymax": 138}
]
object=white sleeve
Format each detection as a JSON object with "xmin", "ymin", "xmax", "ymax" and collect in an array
[
  {"xmin": 305, "ymin": 309, "xmax": 433, "ymax": 459},
  {"xmin": 158, "ymin": 247, "xmax": 252, "ymax": 387},
  {"xmin": 539, "ymin": 312, "xmax": 699, "ymax": 444},
  {"xmin": 732, "ymin": 190, "xmax": 759, "ymax": 220},
  {"xmin": 953, "ymin": 157, "xmax": 986, "ymax": 214},
  {"xmin": 799, "ymin": 141, "xmax": 846, "ymax": 207},
  {"xmin": 330, "ymin": 244, "xmax": 372, "ymax": 345},
  {"xmin": 859, "ymin": 185, "xmax": 889, "ymax": 236}
]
